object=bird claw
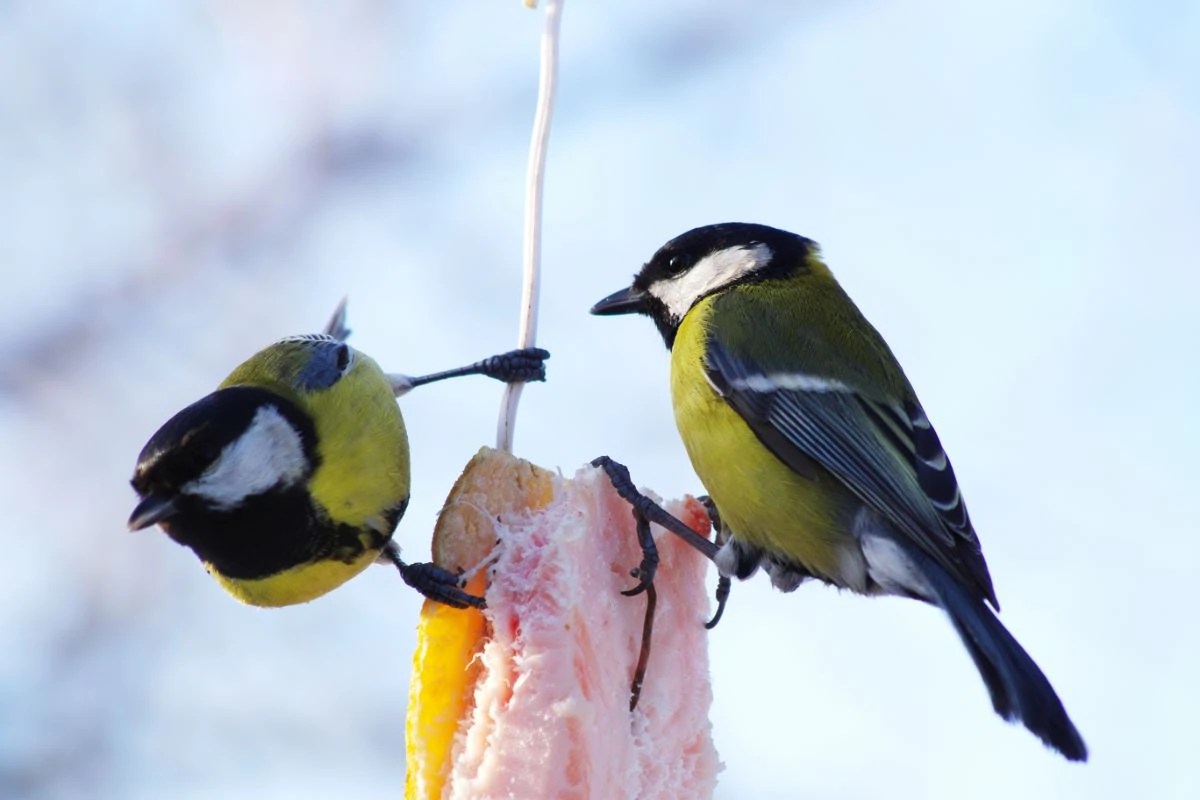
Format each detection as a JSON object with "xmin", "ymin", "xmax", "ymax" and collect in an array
[
  {"xmin": 621, "ymin": 566, "xmax": 655, "ymax": 598},
  {"xmin": 478, "ymin": 347, "xmax": 550, "ymax": 384},
  {"xmin": 590, "ymin": 456, "xmax": 720, "ymax": 560},
  {"xmin": 384, "ymin": 545, "xmax": 486, "ymax": 609},
  {"xmin": 591, "ymin": 455, "xmax": 665, "ymax": 711},
  {"xmin": 592, "ymin": 456, "xmax": 737, "ymax": 707},
  {"xmin": 697, "ymin": 494, "xmax": 732, "ymax": 629},
  {"xmin": 696, "ymin": 495, "xmax": 722, "ymax": 535},
  {"xmin": 591, "ymin": 456, "xmax": 646, "ymax": 511},
  {"xmin": 400, "ymin": 561, "xmax": 487, "ymax": 610},
  {"xmin": 706, "ymin": 575, "xmax": 732, "ymax": 630},
  {"xmin": 629, "ymin": 582, "xmax": 657, "ymax": 712}
]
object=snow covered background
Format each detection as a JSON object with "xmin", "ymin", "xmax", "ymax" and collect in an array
[{"xmin": 1, "ymin": 1, "xmax": 1196, "ymax": 798}]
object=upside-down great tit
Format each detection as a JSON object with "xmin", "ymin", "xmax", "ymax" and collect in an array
[{"xmin": 129, "ymin": 305, "xmax": 547, "ymax": 608}]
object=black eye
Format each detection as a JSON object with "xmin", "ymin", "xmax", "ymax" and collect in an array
[
  {"xmin": 194, "ymin": 445, "xmax": 222, "ymax": 469},
  {"xmin": 179, "ymin": 427, "xmax": 221, "ymax": 467},
  {"xmin": 666, "ymin": 254, "xmax": 685, "ymax": 274},
  {"xmin": 335, "ymin": 344, "xmax": 351, "ymax": 371}
]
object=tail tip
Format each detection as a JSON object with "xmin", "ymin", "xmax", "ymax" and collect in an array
[{"xmin": 1053, "ymin": 728, "xmax": 1088, "ymax": 763}]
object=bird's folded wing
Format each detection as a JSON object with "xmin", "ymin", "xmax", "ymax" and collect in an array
[{"xmin": 704, "ymin": 337, "xmax": 995, "ymax": 607}]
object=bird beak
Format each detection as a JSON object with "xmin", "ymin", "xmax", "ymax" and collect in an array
[
  {"xmin": 128, "ymin": 494, "xmax": 178, "ymax": 531},
  {"xmin": 591, "ymin": 285, "xmax": 649, "ymax": 316}
]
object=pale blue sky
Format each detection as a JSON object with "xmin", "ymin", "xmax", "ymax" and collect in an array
[{"xmin": 1, "ymin": 2, "xmax": 1196, "ymax": 798}]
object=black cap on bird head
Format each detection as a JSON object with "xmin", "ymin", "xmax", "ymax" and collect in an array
[
  {"xmin": 590, "ymin": 222, "xmax": 817, "ymax": 348},
  {"xmin": 128, "ymin": 386, "xmax": 318, "ymax": 545}
]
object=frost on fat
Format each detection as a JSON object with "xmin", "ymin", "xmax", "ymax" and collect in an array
[{"xmin": 405, "ymin": 448, "xmax": 720, "ymax": 800}]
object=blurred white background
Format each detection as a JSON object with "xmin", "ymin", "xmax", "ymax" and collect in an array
[{"xmin": 1, "ymin": 1, "xmax": 1196, "ymax": 798}]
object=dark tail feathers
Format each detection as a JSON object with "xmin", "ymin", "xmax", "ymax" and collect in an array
[{"xmin": 913, "ymin": 547, "xmax": 1088, "ymax": 761}]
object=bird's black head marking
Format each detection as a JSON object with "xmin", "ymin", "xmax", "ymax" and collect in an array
[
  {"xmin": 599, "ymin": 223, "xmax": 816, "ymax": 348},
  {"xmin": 130, "ymin": 386, "xmax": 318, "ymax": 531},
  {"xmin": 635, "ymin": 222, "xmax": 814, "ymax": 291}
]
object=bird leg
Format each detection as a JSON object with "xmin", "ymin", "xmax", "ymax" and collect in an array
[
  {"xmin": 388, "ymin": 348, "xmax": 550, "ymax": 397},
  {"xmin": 381, "ymin": 542, "xmax": 486, "ymax": 610},
  {"xmin": 696, "ymin": 495, "xmax": 733, "ymax": 629},
  {"xmin": 590, "ymin": 457, "xmax": 732, "ymax": 709},
  {"xmin": 590, "ymin": 455, "xmax": 721, "ymax": 563},
  {"xmin": 610, "ymin": 484, "xmax": 659, "ymax": 711},
  {"xmin": 630, "ymin": 578, "xmax": 657, "ymax": 712}
]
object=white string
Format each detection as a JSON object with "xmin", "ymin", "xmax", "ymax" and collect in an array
[{"xmin": 496, "ymin": 0, "xmax": 563, "ymax": 452}]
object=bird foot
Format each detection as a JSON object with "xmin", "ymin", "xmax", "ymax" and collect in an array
[{"xmin": 382, "ymin": 543, "xmax": 486, "ymax": 610}]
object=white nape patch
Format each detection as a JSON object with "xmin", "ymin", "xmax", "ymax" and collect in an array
[
  {"xmin": 650, "ymin": 243, "xmax": 773, "ymax": 319},
  {"xmin": 860, "ymin": 535, "xmax": 934, "ymax": 601},
  {"xmin": 182, "ymin": 405, "xmax": 308, "ymax": 510},
  {"xmin": 728, "ymin": 372, "xmax": 850, "ymax": 394}
]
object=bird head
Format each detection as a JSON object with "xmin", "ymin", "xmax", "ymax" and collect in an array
[
  {"xmin": 590, "ymin": 222, "xmax": 816, "ymax": 348},
  {"xmin": 128, "ymin": 385, "xmax": 319, "ymax": 544},
  {"xmin": 127, "ymin": 334, "xmax": 361, "ymax": 540}
]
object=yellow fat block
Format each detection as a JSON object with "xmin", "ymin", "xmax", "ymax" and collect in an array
[{"xmin": 405, "ymin": 447, "xmax": 555, "ymax": 800}]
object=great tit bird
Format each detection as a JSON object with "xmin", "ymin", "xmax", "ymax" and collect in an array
[
  {"xmin": 129, "ymin": 305, "xmax": 547, "ymax": 608},
  {"xmin": 591, "ymin": 222, "xmax": 1087, "ymax": 761}
]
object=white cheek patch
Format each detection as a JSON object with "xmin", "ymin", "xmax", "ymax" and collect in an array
[
  {"xmin": 650, "ymin": 243, "xmax": 773, "ymax": 320},
  {"xmin": 183, "ymin": 405, "xmax": 308, "ymax": 510}
]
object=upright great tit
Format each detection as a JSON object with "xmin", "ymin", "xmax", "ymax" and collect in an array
[
  {"xmin": 129, "ymin": 305, "xmax": 547, "ymax": 608},
  {"xmin": 591, "ymin": 222, "xmax": 1086, "ymax": 761}
]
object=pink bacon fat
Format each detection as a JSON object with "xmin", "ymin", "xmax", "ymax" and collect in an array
[{"xmin": 405, "ymin": 448, "xmax": 720, "ymax": 800}]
